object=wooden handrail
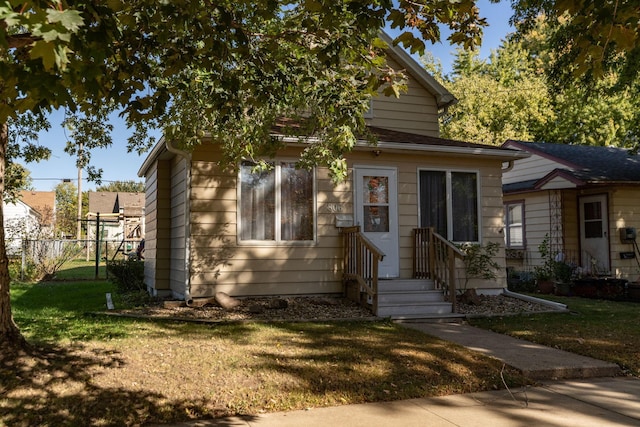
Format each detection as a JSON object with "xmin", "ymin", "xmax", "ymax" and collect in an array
[
  {"xmin": 412, "ymin": 228, "xmax": 465, "ymax": 311},
  {"xmin": 342, "ymin": 226, "xmax": 385, "ymax": 313}
]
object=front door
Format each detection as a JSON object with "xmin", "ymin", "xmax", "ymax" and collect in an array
[
  {"xmin": 354, "ymin": 167, "xmax": 399, "ymax": 278},
  {"xmin": 579, "ymin": 194, "xmax": 610, "ymax": 274}
]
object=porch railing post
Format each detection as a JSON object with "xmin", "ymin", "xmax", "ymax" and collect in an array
[
  {"xmin": 448, "ymin": 245, "xmax": 457, "ymax": 312},
  {"xmin": 428, "ymin": 228, "xmax": 436, "ymax": 281}
]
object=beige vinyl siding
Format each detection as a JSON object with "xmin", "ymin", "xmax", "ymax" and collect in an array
[
  {"xmin": 502, "ymin": 153, "xmax": 571, "ymax": 185},
  {"xmin": 169, "ymin": 156, "xmax": 188, "ymax": 297},
  {"xmin": 367, "ymin": 57, "xmax": 440, "ymax": 137},
  {"xmin": 609, "ymin": 188, "xmax": 640, "ymax": 280},
  {"xmin": 185, "ymin": 142, "xmax": 507, "ymax": 297},
  {"xmin": 188, "ymin": 144, "xmax": 345, "ymax": 297},
  {"xmin": 143, "ymin": 160, "xmax": 172, "ymax": 295}
]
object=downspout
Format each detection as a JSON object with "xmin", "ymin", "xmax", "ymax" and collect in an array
[
  {"xmin": 165, "ymin": 139, "xmax": 193, "ymax": 304},
  {"xmin": 502, "ymin": 160, "xmax": 515, "ymax": 173}
]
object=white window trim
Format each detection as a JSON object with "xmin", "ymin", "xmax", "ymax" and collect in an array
[
  {"xmin": 504, "ymin": 200, "xmax": 525, "ymax": 249},
  {"xmin": 237, "ymin": 159, "xmax": 317, "ymax": 246},
  {"xmin": 417, "ymin": 167, "xmax": 482, "ymax": 244}
]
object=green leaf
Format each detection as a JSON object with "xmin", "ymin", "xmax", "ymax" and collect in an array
[
  {"xmin": 29, "ymin": 40, "xmax": 57, "ymax": 71},
  {"xmin": 46, "ymin": 9, "xmax": 84, "ymax": 33}
]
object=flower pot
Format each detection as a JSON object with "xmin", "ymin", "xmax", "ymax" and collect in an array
[
  {"xmin": 536, "ymin": 280, "xmax": 554, "ymax": 294},
  {"xmin": 554, "ymin": 281, "xmax": 571, "ymax": 296}
]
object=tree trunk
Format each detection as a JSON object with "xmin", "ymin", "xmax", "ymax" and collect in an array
[{"xmin": 0, "ymin": 121, "xmax": 26, "ymax": 346}]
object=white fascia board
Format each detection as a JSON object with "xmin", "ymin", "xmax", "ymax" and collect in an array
[{"xmin": 280, "ymin": 136, "xmax": 530, "ymax": 161}]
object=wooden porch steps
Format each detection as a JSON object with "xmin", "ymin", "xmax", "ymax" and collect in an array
[{"xmin": 376, "ymin": 279, "xmax": 453, "ymax": 319}]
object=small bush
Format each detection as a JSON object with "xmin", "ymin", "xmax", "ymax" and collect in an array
[
  {"xmin": 507, "ymin": 270, "xmax": 537, "ymax": 293},
  {"xmin": 106, "ymin": 259, "xmax": 145, "ymax": 293},
  {"xmin": 8, "ymin": 258, "xmax": 38, "ymax": 282}
]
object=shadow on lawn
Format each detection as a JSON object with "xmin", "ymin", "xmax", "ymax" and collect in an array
[{"xmin": 0, "ymin": 342, "xmax": 259, "ymax": 426}]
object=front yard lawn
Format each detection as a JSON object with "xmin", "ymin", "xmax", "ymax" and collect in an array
[{"xmin": 3, "ymin": 279, "xmax": 532, "ymax": 426}]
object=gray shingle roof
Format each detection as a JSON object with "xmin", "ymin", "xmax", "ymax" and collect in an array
[{"xmin": 506, "ymin": 141, "xmax": 640, "ymax": 183}]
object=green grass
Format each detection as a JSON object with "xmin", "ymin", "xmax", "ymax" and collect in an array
[
  {"xmin": 10, "ymin": 279, "xmax": 137, "ymax": 342},
  {"xmin": 52, "ymin": 258, "xmax": 108, "ymax": 281},
  {"xmin": 468, "ymin": 295, "xmax": 640, "ymax": 376}
]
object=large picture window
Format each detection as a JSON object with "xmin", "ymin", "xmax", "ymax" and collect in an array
[
  {"xmin": 419, "ymin": 169, "xmax": 479, "ymax": 242},
  {"xmin": 239, "ymin": 161, "xmax": 314, "ymax": 242},
  {"xmin": 504, "ymin": 202, "xmax": 524, "ymax": 248}
]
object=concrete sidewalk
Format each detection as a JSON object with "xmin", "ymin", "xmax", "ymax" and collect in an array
[{"xmin": 161, "ymin": 377, "xmax": 640, "ymax": 426}]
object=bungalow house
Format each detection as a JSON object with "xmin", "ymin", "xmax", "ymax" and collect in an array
[
  {"xmin": 138, "ymin": 33, "xmax": 527, "ymax": 318},
  {"xmin": 502, "ymin": 140, "xmax": 640, "ymax": 282}
]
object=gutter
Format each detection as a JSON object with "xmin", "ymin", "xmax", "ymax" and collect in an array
[
  {"xmin": 279, "ymin": 136, "xmax": 530, "ymax": 161},
  {"xmin": 164, "ymin": 139, "xmax": 193, "ymax": 304}
]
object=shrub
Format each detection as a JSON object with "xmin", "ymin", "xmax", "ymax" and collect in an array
[
  {"xmin": 106, "ymin": 259, "xmax": 145, "ymax": 293},
  {"xmin": 8, "ymin": 258, "xmax": 38, "ymax": 282}
]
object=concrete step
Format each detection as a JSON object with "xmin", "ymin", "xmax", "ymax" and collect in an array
[
  {"xmin": 377, "ymin": 279, "xmax": 436, "ymax": 292},
  {"xmin": 377, "ymin": 301, "xmax": 453, "ymax": 318},
  {"xmin": 377, "ymin": 290, "xmax": 445, "ymax": 304}
]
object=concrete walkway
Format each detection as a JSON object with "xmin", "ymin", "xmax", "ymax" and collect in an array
[
  {"xmin": 156, "ymin": 322, "xmax": 636, "ymax": 427},
  {"xmin": 403, "ymin": 322, "xmax": 621, "ymax": 380}
]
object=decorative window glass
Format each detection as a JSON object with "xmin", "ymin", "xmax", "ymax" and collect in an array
[
  {"xmin": 419, "ymin": 170, "xmax": 479, "ymax": 242},
  {"xmin": 239, "ymin": 161, "xmax": 314, "ymax": 242},
  {"xmin": 504, "ymin": 202, "xmax": 524, "ymax": 248},
  {"xmin": 363, "ymin": 176, "xmax": 389, "ymax": 232}
]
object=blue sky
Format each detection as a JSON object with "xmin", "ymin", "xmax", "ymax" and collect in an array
[{"xmin": 28, "ymin": 0, "xmax": 514, "ymax": 192}]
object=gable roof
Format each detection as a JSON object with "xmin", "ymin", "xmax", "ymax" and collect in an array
[
  {"xmin": 88, "ymin": 192, "xmax": 144, "ymax": 216},
  {"xmin": 19, "ymin": 191, "xmax": 55, "ymax": 218},
  {"xmin": 502, "ymin": 140, "xmax": 640, "ymax": 192}
]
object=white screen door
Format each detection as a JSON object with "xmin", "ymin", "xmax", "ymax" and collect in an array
[
  {"xmin": 579, "ymin": 194, "xmax": 610, "ymax": 274},
  {"xmin": 354, "ymin": 167, "xmax": 399, "ymax": 278}
]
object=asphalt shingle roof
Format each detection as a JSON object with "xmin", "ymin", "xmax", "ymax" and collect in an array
[{"xmin": 507, "ymin": 141, "xmax": 640, "ymax": 183}]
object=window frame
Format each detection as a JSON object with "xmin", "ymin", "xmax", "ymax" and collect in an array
[
  {"xmin": 237, "ymin": 159, "xmax": 317, "ymax": 246},
  {"xmin": 504, "ymin": 200, "xmax": 525, "ymax": 249},
  {"xmin": 417, "ymin": 168, "xmax": 481, "ymax": 244}
]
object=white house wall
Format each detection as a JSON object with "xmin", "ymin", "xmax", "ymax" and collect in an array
[{"xmin": 502, "ymin": 151, "xmax": 571, "ymax": 185}]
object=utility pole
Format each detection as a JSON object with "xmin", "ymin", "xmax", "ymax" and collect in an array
[{"xmin": 76, "ymin": 143, "xmax": 82, "ymax": 241}]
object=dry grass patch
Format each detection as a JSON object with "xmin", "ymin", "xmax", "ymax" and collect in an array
[{"xmin": 2, "ymin": 320, "xmax": 533, "ymax": 426}]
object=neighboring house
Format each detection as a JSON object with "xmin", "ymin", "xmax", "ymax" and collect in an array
[
  {"xmin": 3, "ymin": 191, "xmax": 57, "ymax": 255},
  {"xmin": 502, "ymin": 140, "xmax": 640, "ymax": 282},
  {"xmin": 3, "ymin": 198, "xmax": 42, "ymax": 255},
  {"xmin": 138, "ymin": 33, "xmax": 527, "ymax": 317},
  {"xmin": 19, "ymin": 191, "xmax": 56, "ymax": 227},
  {"xmin": 87, "ymin": 192, "xmax": 145, "ymax": 243}
]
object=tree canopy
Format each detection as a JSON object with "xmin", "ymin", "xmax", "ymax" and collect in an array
[
  {"xmin": 511, "ymin": 0, "xmax": 640, "ymax": 87},
  {"xmin": 96, "ymin": 180, "xmax": 145, "ymax": 193},
  {"xmin": 437, "ymin": 14, "xmax": 640, "ymax": 148}
]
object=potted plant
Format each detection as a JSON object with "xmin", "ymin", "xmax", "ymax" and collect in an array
[{"xmin": 552, "ymin": 259, "xmax": 574, "ymax": 296}]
